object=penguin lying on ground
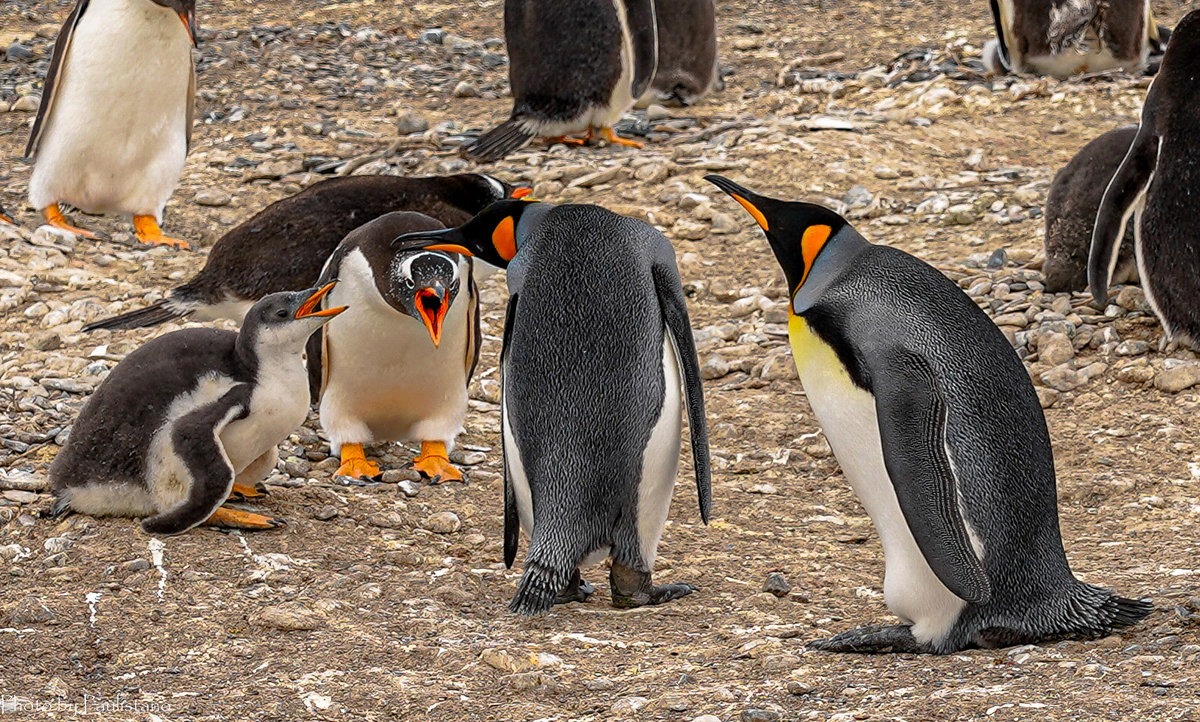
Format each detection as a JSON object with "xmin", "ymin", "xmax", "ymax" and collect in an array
[
  {"xmin": 707, "ymin": 175, "xmax": 1150, "ymax": 654},
  {"xmin": 635, "ymin": 0, "xmax": 722, "ymax": 108},
  {"xmin": 309, "ymin": 212, "xmax": 480, "ymax": 482},
  {"xmin": 983, "ymin": 0, "xmax": 1168, "ymax": 78},
  {"xmin": 26, "ymin": 0, "xmax": 198, "ymax": 247},
  {"xmin": 1043, "ymin": 125, "xmax": 1138, "ymax": 293},
  {"xmin": 50, "ymin": 285, "xmax": 346, "ymax": 535},
  {"xmin": 392, "ymin": 199, "xmax": 711, "ymax": 614},
  {"xmin": 83, "ymin": 174, "xmax": 526, "ymax": 331},
  {"xmin": 463, "ymin": 0, "xmax": 659, "ymax": 162},
  {"xmin": 1090, "ymin": 11, "xmax": 1200, "ymax": 346}
]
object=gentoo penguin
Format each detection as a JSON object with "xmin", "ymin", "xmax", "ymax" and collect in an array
[
  {"xmin": 635, "ymin": 0, "xmax": 722, "ymax": 108},
  {"xmin": 310, "ymin": 212, "xmax": 480, "ymax": 482},
  {"xmin": 463, "ymin": 0, "xmax": 659, "ymax": 162},
  {"xmin": 391, "ymin": 199, "xmax": 711, "ymax": 614},
  {"xmin": 1043, "ymin": 125, "xmax": 1138, "ymax": 293},
  {"xmin": 1090, "ymin": 11, "xmax": 1200, "ymax": 345},
  {"xmin": 707, "ymin": 175, "xmax": 1150, "ymax": 654},
  {"xmin": 983, "ymin": 0, "xmax": 1167, "ymax": 78},
  {"xmin": 26, "ymin": 0, "xmax": 198, "ymax": 247},
  {"xmin": 83, "ymin": 174, "xmax": 527, "ymax": 331},
  {"xmin": 50, "ymin": 285, "xmax": 347, "ymax": 534}
]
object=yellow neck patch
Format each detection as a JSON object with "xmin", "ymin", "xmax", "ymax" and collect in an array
[
  {"xmin": 788, "ymin": 312, "xmax": 852, "ymax": 386},
  {"xmin": 492, "ymin": 216, "xmax": 517, "ymax": 261},
  {"xmin": 797, "ymin": 224, "xmax": 832, "ymax": 288}
]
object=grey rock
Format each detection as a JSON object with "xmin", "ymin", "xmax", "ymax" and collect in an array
[
  {"xmin": 1154, "ymin": 363, "xmax": 1200, "ymax": 393},
  {"xmin": 123, "ymin": 558, "xmax": 151, "ymax": 571},
  {"xmin": 422, "ymin": 511, "xmax": 461, "ymax": 534},
  {"xmin": 452, "ymin": 82, "xmax": 480, "ymax": 98},
  {"xmin": 7, "ymin": 596, "xmax": 54, "ymax": 625},
  {"xmin": 741, "ymin": 710, "xmax": 782, "ymax": 722},
  {"xmin": 843, "ymin": 185, "xmax": 873, "ymax": 208},
  {"xmin": 194, "ymin": 190, "xmax": 231, "ymax": 207},
  {"xmin": 419, "ymin": 28, "xmax": 447, "ymax": 44},
  {"xmin": 762, "ymin": 572, "xmax": 792, "ymax": 597},
  {"xmin": 313, "ymin": 505, "xmax": 339, "ymax": 521},
  {"xmin": 395, "ymin": 112, "xmax": 430, "ymax": 135},
  {"xmin": 6, "ymin": 43, "xmax": 33, "ymax": 62}
]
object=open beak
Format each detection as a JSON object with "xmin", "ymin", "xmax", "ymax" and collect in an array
[
  {"xmin": 510, "ymin": 187, "xmax": 533, "ymax": 199},
  {"xmin": 179, "ymin": 8, "xmax": 198, "ymax": 47},
  {"xmin": 295, "ymin": 282, "xmax": 347, "ymax": 319},
  {"xmin": 415, "ymin": 285, "xmax": 449, "ymax": 347}
]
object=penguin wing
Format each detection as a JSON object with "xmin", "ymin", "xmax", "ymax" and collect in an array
[
  {"xmin": 185, "ymin": 53, "xmax": 196, "ymax": 151},
  {"xmin": 652, "ymin": 260, "xmax": 712, "ymax": 523},
  {"xmin": 464, "ymin": 259, "xmax": 482, "ymax": 380},
  {"xmin": 500, "ymin": 291, "xmax": 521, "ymax": 568},
  {"xmin": 623, "ymin": 0, "xmax": 659, "ymax": 100},
  {"xmin": 872, "ymin": 350, "xmax": 991, "ymax": 604},
  {"xmin": 25, "ymin": 0, "xmax": 91, "ymax": 157},
  {"xmin": 1088, "ymin": 122, "xmax": 1159, "ymax": 307},
  {"xmin": 987, "ymin": 0, "xmax": 1013, "ymax": 71}
]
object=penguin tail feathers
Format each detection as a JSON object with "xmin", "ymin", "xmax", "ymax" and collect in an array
[
  {"xmin": 1047, "ymin": 0, "xmax": 1103, "ymax": 55},
  {"xmin": 462, "ymin": 120, "xmax": 535, "ymax": 163},
  {"xmin": 1057, "ymin": 583, "xmax": 1153, "ymax": 638},
  {"xmin": 83, "ymin": 298, "xmax": 190, "ymax": 332},
  {"xmin": 1102, "ymin": 594, "xmax": 1154, "ymax": 630},
  {"xmin": 509, "ymin": 559, "xmax": 572, "ymax": 616}
]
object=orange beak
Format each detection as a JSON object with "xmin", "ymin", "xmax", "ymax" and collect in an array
[
  {"xmin": 415, "ymin": 286, "xmax": 449, "ymax": 347},
  {"xmin": 295, "ymin": 282, "xmax": 347, "ymax": 319},
  {"xmin": 426, "ymin": 243, "xmax": 474, "ymax": 256},
  {"xmin": 510, "ymin": 187, "xmax": 533, "ymax": 199},
  {"xmin": 0, "ymin": 210, "xmax": 12, "ymax": 225},
  {"xmin": 179, "ymin": 9, "xmax": 198, "ymax": 47}
]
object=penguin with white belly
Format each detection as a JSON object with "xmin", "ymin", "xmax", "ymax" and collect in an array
[
  {"xmin": 707, "ymin": 175, "xmax": 1150, "ymax": 654},
  {"xmin": 391, "ymin": 199, "xmax": 711, "ymax": 614},
  {"xmin": 26, "ymin": 0, "xmax": 198, "ymax": 247},
  {"xmin": 310, "ymin": 212, "xmax": 480, "ymax": 482},
  {"xmin": 50, "ymin": 285, "xmax": 346, "ymax": 535}
]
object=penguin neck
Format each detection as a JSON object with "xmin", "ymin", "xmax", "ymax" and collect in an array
[{"xmin": 789, "ymin": 231, "xmax": 871, "ymax": 314}]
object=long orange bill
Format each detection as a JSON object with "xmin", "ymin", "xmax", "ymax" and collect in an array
[
  {"xmin": 179, "ymin": 9, "xmax": 198, "ymax": 47},
  {"xmin": 510, "ymin": 187, "xmax": 533, "ymax": 199},
  {"xmin": 0, "ymin": 210, "xmax": 12, "ymax": 225},
  {"xmin": 415, "ymin": 287, "xmax": 449, "ymax": 347},
  {"xmin": 425, "ymin": 243, "xmax": 474, "ymax": 256},
  {"xmin": 295, "ymin": 282, "xmax": 347, "ymax": 319}
]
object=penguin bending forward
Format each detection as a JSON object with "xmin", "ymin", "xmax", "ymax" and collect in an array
[
  {"xmin": 636, "ymin": 0, "xmax": 722, "ymax": 108},
  {"xmin": 707, "ymin": 175, "xmax": 1150, "ymax": 654},
  {"xmin": 392, "ymin": 200, "xmax": 711, "ymax": 614},
  {"xmin": 26, "ymin": 0, "xmax": 198, "ymax": 247},
  {"xmin": 50, "ymin": 286, "xmax": 346, "ymax": 535},
  {"xmin": 310, "ymin": 212, "xmax": 480, "ymax": 482},
  {"xmin": 463, "ymin": 0, "xmax": 659, "ymax": 162},
  {"xmin": 1090, "ymin": 11, "xmax": 1200, "ymax": 346}
]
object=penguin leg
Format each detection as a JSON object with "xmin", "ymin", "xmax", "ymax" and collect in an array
[
  {"xmin": 609, "ymin": 562, "xmax": 695, "ymax": 609},
  {"xmin": 410, "ymin": 440, "xmax": 464, "ymax": 483},
  {"xmin": 543, "ymin": 135, "xmax": 588, "ymax": 148},
  {"xmin": 553, "ymin": 568, "xmax": 596, "ymax": 605},
  {"xmin": 41, "ymin": 204, "xmax": 103, "ymax": 239},
  {"xmin": 203, "ymin": 506, "xmax": 285, "ymax": 530},
  {"xmin": 229, "ymin": 448, "xmax": 275, "ymax": 499},
  {"xmin": 596, "ymin": 127, "xmax": 644, "ymax": 149},
  {"xmin": 334, "ymin": 442, "xmax": 382, "ymax": 480},
  {"xmin": 809, "ymin": 624, "xmax": 933, "ymax": 654},
  {"xmin": 133, "ymin": 215, "xmax": 191, "ymax": 250}
]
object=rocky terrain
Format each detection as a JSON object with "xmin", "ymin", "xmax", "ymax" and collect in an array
[{"xmin": 1, "ymin": 0, "xmax": 1198, "ymax": 720}]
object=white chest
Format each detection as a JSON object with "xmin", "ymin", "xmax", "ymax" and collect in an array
[{"xmin": 221, "ymin": 355, "xmax": 310, "ymax": 471}]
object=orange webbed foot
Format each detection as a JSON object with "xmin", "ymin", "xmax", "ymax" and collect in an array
[
  {"xmin": 133, "ymin": 215, "xmax": 191, "ymax": 249},
  {"xmin": 42, "ymin": 204, "xmax": 103, "ymax": 239},
  {"xmin": 334, "ymin": 443, "xmax": 382, "ymax": 480},
  {"xmin": 409, "ymin": 441, "xmax": 464, "ymax": 483},
  {"xmin": 228, "ymin": 482, "xmax": 268, "ymax": 500},
  {"xmin": 204, "ymin": 506, "xmax": 284, "ymax": 530},
  {"xmin": 598, "ymin": 126, "xmax": 644, "ymax": 149},
  {"xmin": 544, "ymin": 135, "xmax": 588, "ymax": 148}
]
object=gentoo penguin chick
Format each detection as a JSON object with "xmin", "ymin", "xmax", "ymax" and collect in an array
[
  {"xmin": 463, "ymin": 0, "xmax": 659, "ymax": 162},
  {"xmin": 50, "ymin": 285, "xmax": 347, "ymax": 535},
  {"xmin": 1043, "ymin": 125, "xmax": 1138, "ymax": 293},
  {"xmin": 1090, "ymin": 11, "xmax": 1200, "ymax": 346},
  {"xmin": 84, "ymin": 174, "xmax": 528, "ymax": 331},
  {"xmin": 708, "ymin": 175, "xmax": 1150, "ymax": 654},
  {"xmin": 983, "ymin": 0, "xmax": 1167, "ymax": 78},
  {"xmin": 635, "ymin": 0, "xmax": 722, "ymax": 108},
  {"xmin": 311, "ymin": 212, "xmax": 480, "ymax": 482},
  {"xmin": 26, "ymin": 0, "xmax": 198, "ymax": 247},
  {"xmin": 392, "ymin": 199, "xmax": 711, "ymax": 614}
]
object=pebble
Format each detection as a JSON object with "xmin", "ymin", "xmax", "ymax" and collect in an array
[
  {"xmin": 123, "ymin": 558, "xmax": 151, "ymax": 572},
  {"xmin": 10, "ymin": 95, "xmax": 39, "ymax": 112},
  {"xmin": 692, "ymin": 716, "xmax": 723, "ymax": 722},
  {"xmin": 258, "ymin": 604, "xmax": 325, "ymax": 631},
  {"xmin": 2, "ymin": 490, "xmax": 38, "ymax": 504},
  {"xmin": 1038, "ymin": 333, "xmax": 1075, "ymax": 366},
  {"xmin": 194, "ymin": 190, "xmax": 231, "ymax": 207},
  {"xmin": 395, "ymin": 112, "xmax": 430, "ymax": 135},
  {"xmin": 452, "ymin": 81, "xmax": 480, "ymax": 98},
  {"xmin": 421, "ymin": 511, "xmax": 461, "ymax": 534},
  {"xmin": 1154, "ymin": 363, "xmax": 1200, "ymax": 393},
  {"xmin": 7, "ymin": 596, "xmax": 54, "ymax": 625},
  {"xmin": 312, "ymin": 505, "xmax": 339, "ymax": 521},
  {"xmin": 611, "ymin": 697, "xmax": 650, "ymax": 716},
  {"xmin": 762, "ymin": 572, "xmax": 792, "ymax": 597},
  {"xmin": 480, "ymin": 649, "xmax": 560, "ymax": 673},
  {"xmin": 741, "ymin": 710, "xmax": 782, "ymax": 722}
]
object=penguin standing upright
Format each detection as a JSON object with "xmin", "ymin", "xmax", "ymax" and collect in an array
[
  {"xmin": 392, "ymin": 200, "xmax": 711, "ymax": 614},
  {"xmin": 1043, "ymin": 125, "xmax": 1138, "ymax": 293},
  {"xmin": 983, "ymin": 0, "xmax": 1167, "ymax": 78},
  {"xmin": 310, "ymin": 212, "xmax": 480, "ymax": 482},
  {"xmin": 1090, "ymin": 10, "xmax": 1200, "ymax": 346},
  {"xmin": 635, "ymin": 0, "xmax": 722, "ymax": 108},
  {"xmin": 50, "ymin": 286, "xmax": 346, "ymax": 535},
  {"xmin": 463, "ymin": 0, "xmax": 658, "ymax": 162},
  {"xmin": 26, "ymin": 0, "xmax": 198, "ymax": 247},
  {"xmin": 707, "ymin": 175, "xmax": 1150, "ymax": 654},
  {"xmin": 83, "ymin": 174, "xmax": 526, "ymax": 332}
]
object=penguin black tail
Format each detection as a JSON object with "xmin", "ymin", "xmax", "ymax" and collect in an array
[
  {"xmin": 83, "ymin": 298, "xmax": 190, "ymax": 332},
  {"xmin": 1059, "ymin": 583, "xmax": 1153, "ymax": 639},
  {"xmin": 463, "ymin": 119, "xmax": 535, "ymax": 163}
]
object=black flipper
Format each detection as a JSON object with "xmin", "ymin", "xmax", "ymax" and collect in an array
[
  {"xmin": 463, "ymin": 119, "xmax": 535, "ymax": 163},
  {"xmin": 623, "ymin": 0, "xmax": 659, "ymax": 100},
  {"xmin": 26, "ymin": 0, "xmax": 90, "ymax": 157},
  {"xmin": 872, "ymin": 350, "xmax": 991, "ymax": 605},
  {"xmin": 500, "ymin": 292, "xmax": 521, "ymax": 568},
  {"xmin": 1089, "ymin": 125, "xmax": 1159, "ymax": 307},
  {"xmin": 82, "ymin": 299, "xmax": 188, "ymax": 332},
  {"xmin": 651, "ymin": 262, "xmax": 711, "ymax": 523},
  {"xmin": 141, "ymin": 385, "xmax": 251, "ymax": 535},
  {"xmin": 987, "ymin": 0, "xmax": 1012, "ymax": 71}
]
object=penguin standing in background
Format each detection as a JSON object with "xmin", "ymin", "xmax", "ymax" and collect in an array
[
  {"xmin": 707, "ymin": 175, "xmax": 1150, "ymax": 654},
  {"xmin": 464, "ymin": 0, "xmax": 659, "ymax": 162},
  {"xmin": 392, "ymin": 200, "xmax": 711, "ymax": 614},
  {"xmin": 83, "ymin": 174, "xmax": 527, "ymax": 332},
  {"xmin": 1090, "ymin": 10, "xmax": 1200, "ymax": 346},
  {"xmin": 635, "ymin": 0, "xmax": 722, "ymax": 108},
  {"xmin": 26, "ymin": 0, "xmax": 198, "ymax": 247},
  {"xmin": 983, "ymin": 0, "xmax": 1167, "ymax": 78},
  {"xmin": 310, "ymin": 212, "xmax": 480, "ymax": 482},
  {"xmin": 50, "ymin": 286, "xmax": 347, "ymax": 535},
  {"xmin": 1043, "ymin": 125, "xmax": 1138, "ymax": 293}
]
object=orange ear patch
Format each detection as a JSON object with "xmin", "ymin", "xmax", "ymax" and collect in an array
[
  {"xmin": 798, "ymin": 224, "xmax": 832, "ymax": 287},
  {"xmin": 492, "ymin": 216, "xmax": 517, "ymax": 260},
  {"xmin": 731, "ymin": 194, "xmax": 769, "ymax": 231}
]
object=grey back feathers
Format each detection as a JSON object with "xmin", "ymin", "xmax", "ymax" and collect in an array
[{"xmin": 638, "ymin": 0, "xmax": 721, "ymax": 107}]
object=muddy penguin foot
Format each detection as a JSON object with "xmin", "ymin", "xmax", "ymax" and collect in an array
[
  {"xmin": 609, "ymin": 562, "xmax": 695, "ymax": 609},
  {"xmin": 809, "ymin": 624, "xmax": 932, "ymax": 654},
  {"xmin": 554, "ymin": 569, "xmax": 596, "ymax": 605}
]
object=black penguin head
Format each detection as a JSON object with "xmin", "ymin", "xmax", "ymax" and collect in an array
[
  {"xmin": 706, "ymin": 175, "xmax": 850, "ymax": 298},
  {"xmin": 388, "ymin": 250, "xmax": 461, "ymax": 347},
  {"xmin": 151, "ymin": 0, "xmax": 198, "ymax": 46},
  {"xmin": 1158, "ymin": 10, "xmax": 1200, "ymax": 80},
  {"xmin": 241, "ymin": 284, "xmax": 347, "ymax": 351},
  {"xmin": 390, "ymin": 199, "xmax": 543, "ymax": 269}
]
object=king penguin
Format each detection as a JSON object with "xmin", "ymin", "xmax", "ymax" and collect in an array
[
  {"xmin": 463, "ymin": 0, "xmax": 659, "ymax": 162},
  {"xmin": 83, "ymin": 173, "xmax": 527, "ymax": 331},
  {"xmin": 1090, "ymin": 10, "xmax": 1200, "ymax": 346},
  {"xmin": 310, "ymin": 212, "xmax": 480, "ymax": 482},
  {"xmin": 26, "ymin": 0, "xmax": 198, "ymax": 247},
  {"xmin": 983, "ymin": 0, "xmax": 1167, "ymax": 78},
  {"xmin": 1043, "ymin": 125, "xmax": 1138, "ymax": 293},
  {"xmin": 50, "ymin": 285, "xmax": 347, "ymax": 535},
  {"xmin": 707, "ymin": 175, "xmax": 1150, "ymax": 654},
  {"xmin": 635, "ymin": 0, "xmax": 722, "ymax": 108},
  {"xmin": 391, "ymin": 199, "xmax": 711, "ymax": 614}
]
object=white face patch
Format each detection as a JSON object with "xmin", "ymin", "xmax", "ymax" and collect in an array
[
  {"xmin": 393, "ymin": 251, "xmax": 460, "ymax": 287},
  {"xmin": 482, "ymin": 174, "xmax": 507, "ymax": 200}
]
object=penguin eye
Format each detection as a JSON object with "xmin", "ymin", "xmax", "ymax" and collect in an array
[{"xmin": 275, "ymin": 308, "xmax": 288, "ymax": 319}]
